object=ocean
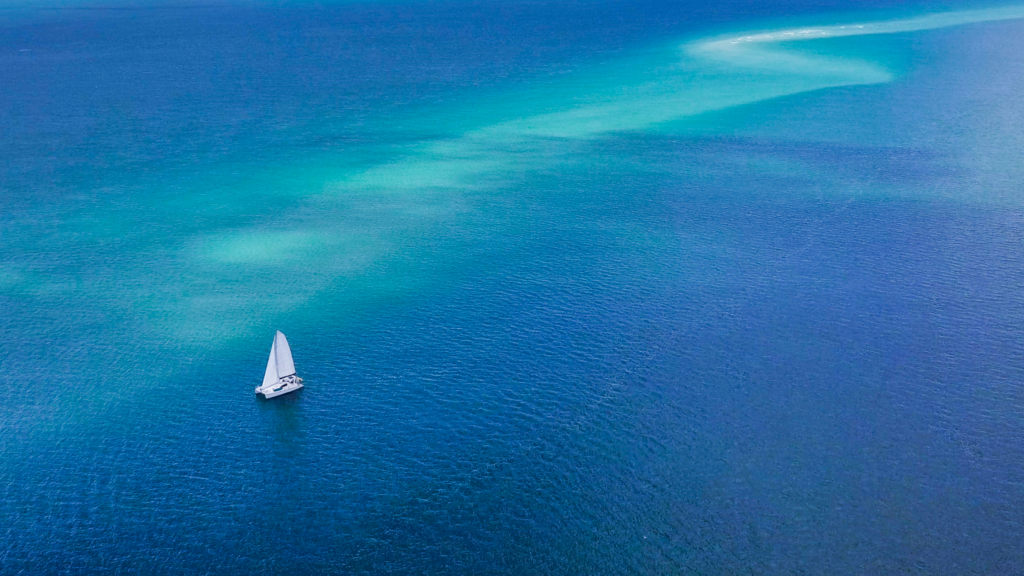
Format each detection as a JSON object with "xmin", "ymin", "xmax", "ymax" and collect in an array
[{"xmin": 2, "ymin": 0, "xmax": 1023, "ymax": 573}]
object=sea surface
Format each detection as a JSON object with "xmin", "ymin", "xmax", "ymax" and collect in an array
[{"xmin": 2, "ymin": 0, "xmax": 1023, "ymax": 573}]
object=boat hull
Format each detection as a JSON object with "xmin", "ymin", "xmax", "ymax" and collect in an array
[{"xmin": 256, "ymin": 381, "xmax": 304, "ymax": 399}]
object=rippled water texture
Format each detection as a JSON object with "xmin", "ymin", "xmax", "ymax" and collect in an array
[{"xmin": 2, "ymin": 0, "xmax": 1023, "ymax": 573}]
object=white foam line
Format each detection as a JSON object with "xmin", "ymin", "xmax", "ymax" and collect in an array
[{"xmin": 695, "ymin": 5, "xmax": 1024, "ymax": 57}]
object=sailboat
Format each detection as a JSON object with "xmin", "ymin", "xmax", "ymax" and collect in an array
[{"xmin": 255, "ymin": 330, "xmax": 304, "ymax": 398}]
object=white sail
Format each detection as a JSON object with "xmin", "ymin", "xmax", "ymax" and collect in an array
[
  {"xmin": 262, "ymin": 337, "xmax": 279, "ymax": 389},
  {"xmin": 273, "ymin": 330, "xmax": 296, "ymax": 378},
  {"xmin": 257, "ymin": 330, "xmax": 301, "ymax": 396}
]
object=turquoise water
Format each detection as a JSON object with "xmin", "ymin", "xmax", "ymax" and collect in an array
[{"xmin": 2, "ymin": 0, "xmax": 1024, "ymax": 572}]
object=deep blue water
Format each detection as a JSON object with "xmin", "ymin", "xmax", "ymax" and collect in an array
[{"xmin": 2, "ymin": 0, "xmax": 1024, "ymax": 573}]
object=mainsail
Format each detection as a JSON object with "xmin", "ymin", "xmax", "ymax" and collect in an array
[
  {"xmin": 261, "ymin": 331, "xmax": 296, "ymax": 389},
  {"xmin": 273, "ymin": 331, "xmax": 296, "ymax": 379}
]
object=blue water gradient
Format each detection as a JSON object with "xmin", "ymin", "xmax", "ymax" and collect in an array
[{"xmin": 2, "ymin": 0, "xmax": 1023, "ymax": 573}]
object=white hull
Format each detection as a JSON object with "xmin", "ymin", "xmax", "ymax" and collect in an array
[{"xmin": 256, "ymin": 378, "xmax": 304, "ymax": 399}]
